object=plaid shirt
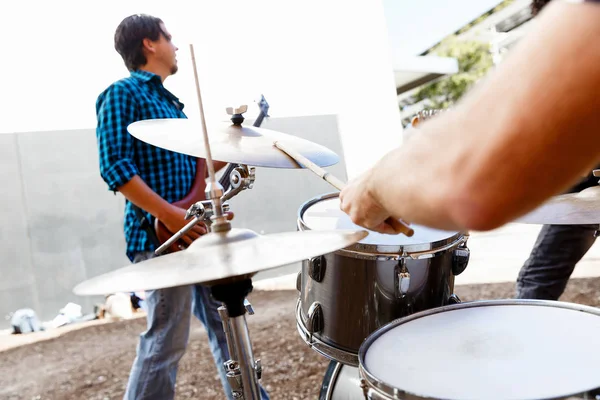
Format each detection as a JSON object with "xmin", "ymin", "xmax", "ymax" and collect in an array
[{"xmin": 96, "ymin": 70, "xmax": 196, "ymax": 261}]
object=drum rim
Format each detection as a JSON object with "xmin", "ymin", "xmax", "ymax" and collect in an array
[
  {"xmin": 357, "ymin": 299, "xmax": 600, "ymax": 400},
  {"xmin": 298, "ymin": 192, "xmax": 465, "ymax": 256}
]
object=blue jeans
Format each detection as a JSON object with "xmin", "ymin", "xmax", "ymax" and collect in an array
[
  {"xmin": 124, "ymin": 251, "xmax": 269, "ymax": 400},
  {"xmin": 516, "ymin": 224, "xmax": 598, "ymax": 300}
]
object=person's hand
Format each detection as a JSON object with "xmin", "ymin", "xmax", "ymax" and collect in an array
[
  {"xmin": 161, "ymin": 205, "xmax": 208, "ymax": 246},
  {"xmin": 162, "ymin": 205, "xmax": 236, "ymax": 246},
  {"xmin": 339, "ymin": 171, "xmax": 400, "ymax": 234}
]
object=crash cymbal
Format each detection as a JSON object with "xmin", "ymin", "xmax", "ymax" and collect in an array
[
  {"xmin": 73, "ymin": 228, "xmax": 367, "ymax": 295},
  {"xmin": 127, "ymin": 119, "xmax": 339, "ymax": 169},
  {"xmin": 515, "ymin": 186, "xmax": 600, "ymax": 225}
]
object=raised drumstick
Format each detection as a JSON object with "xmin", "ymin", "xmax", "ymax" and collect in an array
[{"xmin": 274, "ymin": 141, "xmax": 414, "ymax": 237}]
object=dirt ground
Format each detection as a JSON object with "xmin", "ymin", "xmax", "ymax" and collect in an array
[{"xmin": 2, "ymin": 278, "xmax": 600, "ymax": 400}]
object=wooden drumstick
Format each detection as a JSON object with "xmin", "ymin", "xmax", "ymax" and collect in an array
[{"xmin": 274, "ymin": 141, "xmax": 414, "ymax": 237}]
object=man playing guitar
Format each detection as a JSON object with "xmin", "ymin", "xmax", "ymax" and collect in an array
[{"xmin": 95, "ymin": 14, "xmax": 269, "ymax": 400}]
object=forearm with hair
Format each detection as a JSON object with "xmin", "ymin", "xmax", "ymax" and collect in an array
[{"xmin": 369, "ymin": 1, "xmax": 600, "ymax": 231}]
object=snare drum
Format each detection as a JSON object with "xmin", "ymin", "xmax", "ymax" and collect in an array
[
  {"xmin": 296, "ymin": 193, "xmax": 469, "ymax": 366},
  {"xmin": 359, "ymin": 300, "xmax": 600, "ymax": 400}
]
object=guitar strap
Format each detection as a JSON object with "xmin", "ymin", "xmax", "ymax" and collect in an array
[{"xmin": 131, "ymin": 204, "xmax": 161, "ymax": 248}]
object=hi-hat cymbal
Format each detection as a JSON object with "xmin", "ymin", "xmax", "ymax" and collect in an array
[
  {"xmin": 515, "ymin": 186, "xmax": 600, "ymax": 225},
  {"xmin": 127, "ymin": 119, "xmax": 339, "ymax": 169},
  {"xmin": 73, "ymin": 228, "xmax": 367, "ymax": 296}
]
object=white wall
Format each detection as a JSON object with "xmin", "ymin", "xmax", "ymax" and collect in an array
[{"xmin": 0, "ymin": 115, "xmax": 345, "ymax": 328}]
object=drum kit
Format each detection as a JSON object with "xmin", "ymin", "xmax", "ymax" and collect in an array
[{"xmin": 73, "ymin": 47, "xmax": 600, "ymax": 399}]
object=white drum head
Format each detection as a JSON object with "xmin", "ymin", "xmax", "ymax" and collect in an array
[
  {"xmin": 362, "ymin": 301, "xmax": 600, "ymax": 400},
  {"xmin": 302, "ymin": 196, "xmax": 457, "ymax": 246}
]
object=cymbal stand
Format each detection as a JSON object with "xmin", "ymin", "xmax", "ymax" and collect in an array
[
  {"xmin": 153, "ymin": 164, "xmax": 255, "ymax": 255},
  {"xmin": 221, "ymin": 164, "xmax": 256, "ymax": 202},
  {"xmin": 218, "ymin": 293, "xmax": 261, "ymax": 400},
  {"xmin": 189, "ymin": 44, "xmax": 262, "ymax": 399},
  {"xmin": 212, "ymin": 279, "xmax": 262, "ymax": 399}
]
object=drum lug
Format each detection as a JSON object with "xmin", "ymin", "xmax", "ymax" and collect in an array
[
  {"xmin": 309, "ymin": 255, "xmax": 327, "ymax": 282},
  {"xmin": 360, "ymin": 378, "xmax": 382, "ymax": 400},
  {"xmin": 448, "ymin": 294, "xmax": 461, "ymax": 304},
  {"xmin": 306, "ymin": 302, "xmax": 324, "ymax": 335},
  {"xmin": 296, "ymin": 271, "xmax": 302, "ymax": 292},
  {"xmin": 360, "ymin": 378, "xmax": 370, "ymax": 399},
  {"xmin": 395, "ymin": 259, "xmax": 410, "ymax": 297},
  {"xmin": 452, "ymin": 245, "xmax": 470, "ymax": 276}
]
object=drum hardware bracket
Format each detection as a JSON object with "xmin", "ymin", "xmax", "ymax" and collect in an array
[
  {"xmin": 185, "ymin": 199, "xmax": 231, "ymax": 221},
  {"xmin": 448, "ymin": 294, "xmax": 461, "ymax": 304},
  {"xmin": 306, "ymin": 302, "xmax": 324, "ymax": 338},
  {"xmin": 155, "ymin": 200, "xmax": 232, "ymax": 255},
  {"xmin": 295, "ymin": 271, "xmax": 302, "ymax": 292},
  {"xmin": 222, "ymin": 165, "xmax": 256, "ymax": 203},
  {"xmin": 224, "ymin": 360, "xmax": 244, "ymax": 399},
  {"xmin": 360, "ymin": 379, "xmax": 369, "ymax": 399},
  {"xmin": 395, "ymin": 259, "xmax": 410, "ymax": 298},
  {"xmin": 230, "ymin": 165, "xmax": 255, "ymax": 190},
  {"xmin": 223, "ymin": 358, "xmax": 262, "ymax": 400},
  {"xmin": 308, "ymin": 256, "xmax": 326, "ymax": 282},
  {"xmin": 255, "ymin": 359, "xmax": 262, "ymax": 380},
  {"xmin": 243, "ymin": 299, "xmax": 255, "ymax": 315},
  {"xmin": 452, "ymin": 245, "xmax": 470, "ymax": 276}
]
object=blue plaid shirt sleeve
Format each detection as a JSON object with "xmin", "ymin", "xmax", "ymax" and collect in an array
[{"xmin": 96, "ymin": 83, "xmax": 140, "ymax": 192}]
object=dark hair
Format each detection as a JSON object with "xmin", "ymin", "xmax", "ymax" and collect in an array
[
  {"xmin": 114, "ymin": 14, "xmax": 165, "ymax": 71},
  {"xmin": 531, "ymin": 0, "xmax": 552, "ymax": 16}
]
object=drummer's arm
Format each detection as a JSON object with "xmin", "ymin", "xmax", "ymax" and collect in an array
[{"xmin": 369, "ymin": 0, "xmax": 600, "ymax": 231}]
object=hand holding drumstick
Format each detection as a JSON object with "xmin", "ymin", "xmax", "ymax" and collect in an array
[{"xmin": 274, "ymin": 141, "xmax": 414, "ymax": 237}]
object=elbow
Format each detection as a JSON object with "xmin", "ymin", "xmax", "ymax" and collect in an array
[
  {"xmin": 447, "ymin": 196, "xmax": 511, "ymax": 232},
  {"xmin": 100, "ymin": 159, "xmax": 138, "ymax": 193}
]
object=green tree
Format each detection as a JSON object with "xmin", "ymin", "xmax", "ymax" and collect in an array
[{"xmin": 414, "ymin": 38, "xmax": 494, "ymax": 109}]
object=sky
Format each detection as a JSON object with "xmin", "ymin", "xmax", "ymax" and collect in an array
[
  {"xmin": 383, "ymin": 0, "xmax": 503, "ymax": 56},
  {"xmin": 0, "ymin": 0, "xmax": 502, "ymax": 134}
]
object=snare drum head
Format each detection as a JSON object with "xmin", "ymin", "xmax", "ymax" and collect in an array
[
  {"xmin": 300, "ymin": 195, "xmax": 459, "ymax": 250},
  {"xmin": 361, "ymin": 301, "xmax": 600, "ymax": 400}
]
